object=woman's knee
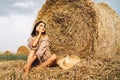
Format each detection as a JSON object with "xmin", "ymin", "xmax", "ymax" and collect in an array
[
  {"xmin": 50, "ymin": 54, "xmax": 57, "ymax": 61},
  {"xmin": 52, "ymin": 54, "xmax": 57, "ymax": 59}
]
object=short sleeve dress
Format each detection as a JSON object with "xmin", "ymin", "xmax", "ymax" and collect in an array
[{"xmin": 27, "ymin": 35, "xmax": 52, "ymax": 62}]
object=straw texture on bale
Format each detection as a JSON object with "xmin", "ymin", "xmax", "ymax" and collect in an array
[
  {"xmin": 0, "ymin": 0, "xmax": 120, "ymax": 80},
  {"xmin": 94, "ymin": 3, "xmax": 120, "ymax": 58},
  {"xmin": 35, "ymin": 0, "xmax": 120, "ymax": 58}
]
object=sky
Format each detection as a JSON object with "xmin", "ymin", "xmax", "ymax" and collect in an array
[{"xmin": 0, "ymin": 0, "xmax": 119, "ymax": 53}]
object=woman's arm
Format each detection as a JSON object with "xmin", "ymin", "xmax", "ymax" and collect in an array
[{"xmin": 32, "ymin": 30, "xmax": 41, "ymax": 47}]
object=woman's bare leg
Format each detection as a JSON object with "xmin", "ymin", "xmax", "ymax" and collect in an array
[
  {"xmin": 23, "ymin": 50, "xmax": 37, "ymax": 72},
  {"xmin": 37, "ymin": 54, "xmax": 57, "ymax": 68},
  {"xmin": 22, "ymin": 50, "xmax": 37, "ymax": 79}
]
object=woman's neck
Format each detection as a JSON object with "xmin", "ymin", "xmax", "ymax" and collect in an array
[{"xmin": 41, "ymin": 34, "xmax": 46, "ymax": 37}]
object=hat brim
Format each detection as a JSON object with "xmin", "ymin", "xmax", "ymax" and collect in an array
[{"xmin": 57, "ymin": 57, "xmax": 78, "ymax": 69}]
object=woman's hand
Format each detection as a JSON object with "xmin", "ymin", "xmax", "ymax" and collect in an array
[
  {"xmin": 36, "ymin": 28, "xmax": 42, "ymax": 34},
  {"xmin": 38, "ymin": 28, "xmax": 42, "ymax": 33},
  {"xmin": 32, "ymin": 28, "xmax": 42, "ymax": 47}
]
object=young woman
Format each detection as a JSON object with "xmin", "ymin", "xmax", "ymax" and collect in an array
[{"xmin": 23, "ymin": 21, "xmax": 57, "ymax": 73}]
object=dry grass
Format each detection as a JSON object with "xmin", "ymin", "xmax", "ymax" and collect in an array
[{"xmin": 0, "ymin": 54, "xmax": 119, "ymax": 80}]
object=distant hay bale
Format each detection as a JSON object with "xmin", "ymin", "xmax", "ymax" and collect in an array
[
  {"xmin": 0, "ymin": 52, "xmax": 2, "ymax": 54},
  {"xmin": 4, "ymin": 50, "xmax": 11, "ymax": 54},
  {"xmin": 17, "ymin": 46, "xmax": 29, "ymax": 54},
  {"xmin": 34, "ymin": 0, "xmax": 120, "ymax": 58}
]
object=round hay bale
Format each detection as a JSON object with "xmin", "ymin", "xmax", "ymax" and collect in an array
[
  {"xmin": 17, "ymin": 46, "xmax": 29, "ymax": 54},
  {"xmin": 4, "ymin": 50, "xmax": 11, "ymax": 54},
  {"xmin": 34, "ymin": 0, "xmax": 120, "ymax": 58},
  {"xmin": 94, "ymin": 3, "xmax": 120, "ymax": 58}
]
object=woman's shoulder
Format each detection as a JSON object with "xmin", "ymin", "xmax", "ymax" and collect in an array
[{"xmin": 45, "ymin": 35, "xmax": 49, "ymax": 40}]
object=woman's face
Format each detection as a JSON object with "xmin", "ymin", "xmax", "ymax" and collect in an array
[{"xmin": 36, "ymin": 23, "xmax": 45, "ymax": 33}]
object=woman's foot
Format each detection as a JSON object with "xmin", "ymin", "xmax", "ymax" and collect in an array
[
  {"xmin": 23, "ymin": 64, "xmax": 31, "ymax": 72},
  {"xmin": 22, "ymin": 64, "xmax": 31, "ymax": 79}
]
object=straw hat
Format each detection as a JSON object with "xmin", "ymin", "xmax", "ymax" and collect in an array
[{"xmin": 57, "ymin": 55, "xmax": 80, "ymax": 69}]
